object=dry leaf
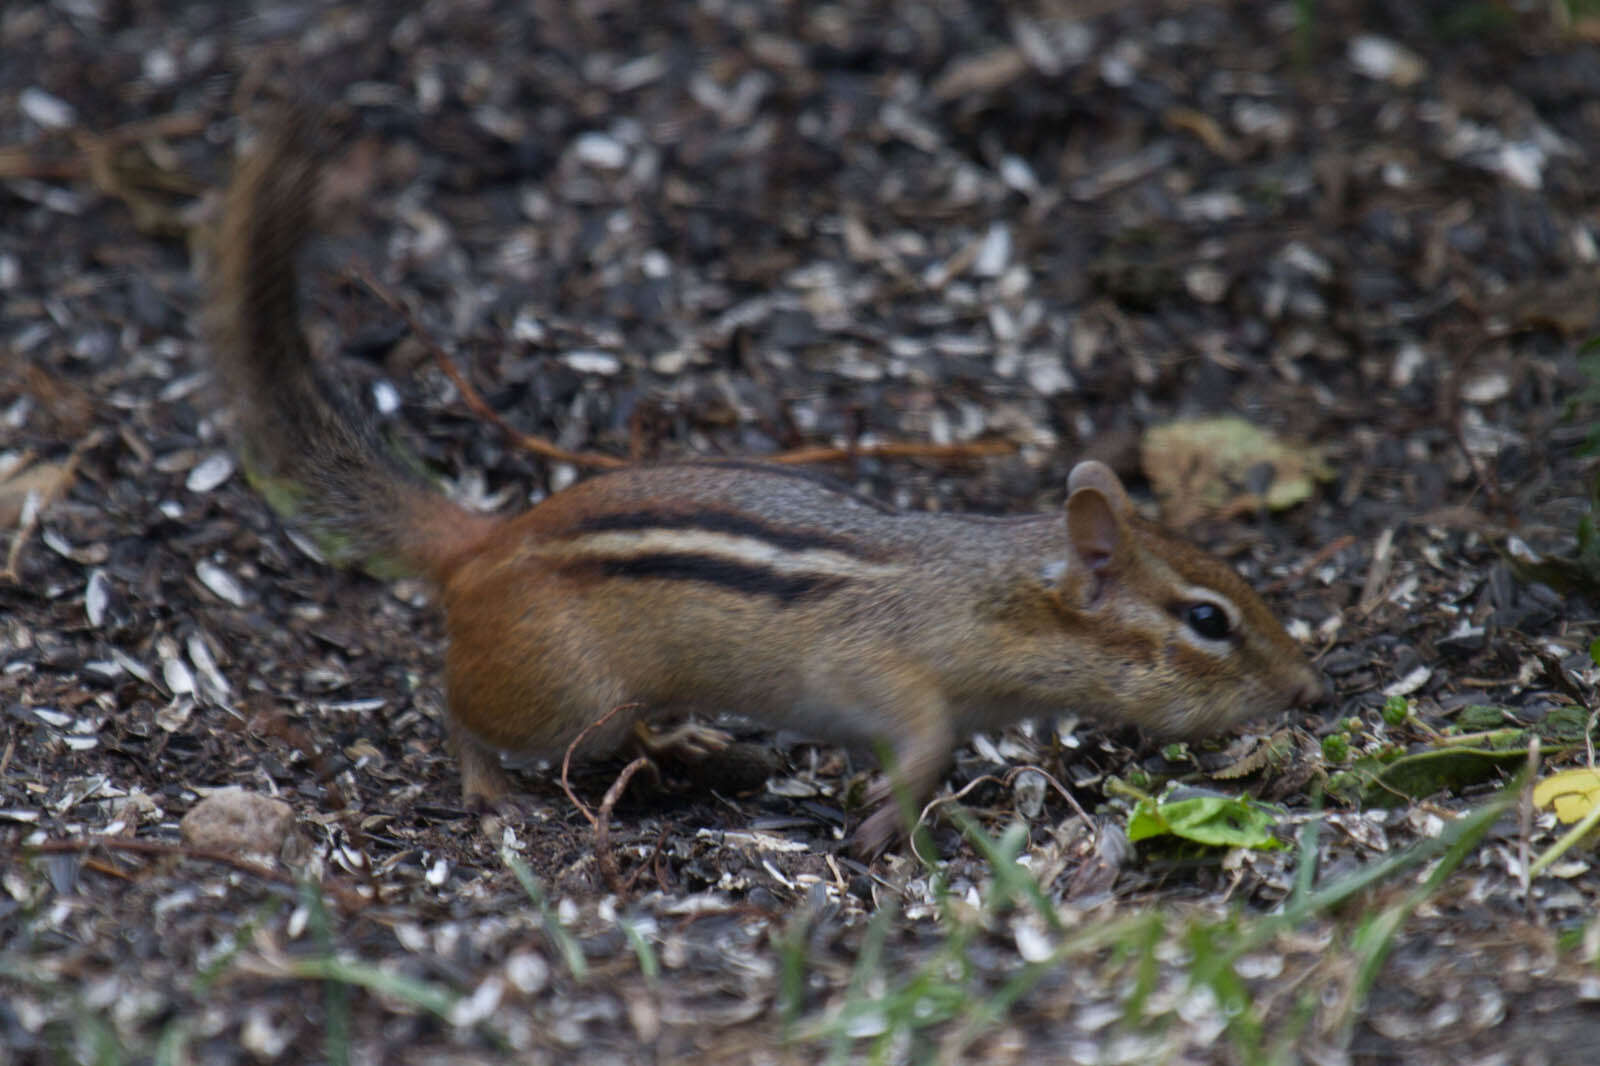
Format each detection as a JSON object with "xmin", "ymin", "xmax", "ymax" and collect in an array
[
  {"xmin": 2, "ymin": 429, "xmax": 104, "ymax": 581},
  {"xmin": 1141, "ymin": 416, "xmax": 1327, "ymax": 525}
]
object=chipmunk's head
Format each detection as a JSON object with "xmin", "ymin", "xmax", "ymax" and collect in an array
[{"xmin": 991, "ymin": 461, "xmax": 1321, "ymax": 738}]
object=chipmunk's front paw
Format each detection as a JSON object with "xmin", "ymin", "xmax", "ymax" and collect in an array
[
  {"xmin": 636, "ymin": 719, "xmax": 782, "ymax": 794},
  {"xmin": 635, "ymin": 719, "xmax": 734, "ymax": 761}
]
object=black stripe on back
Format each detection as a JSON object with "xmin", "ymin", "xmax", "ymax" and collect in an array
[
  {"xmin": 572, "ymin": 508, "xmax": 876, "ymax": 559},
  {"xmin": 564, "ymin": 553, "xmax": 847, "ymax": 605}
]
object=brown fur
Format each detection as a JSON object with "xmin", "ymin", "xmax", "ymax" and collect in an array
[{"xmin": 207, "ymin": 112, "xmax": 1322, "ymax": 857}]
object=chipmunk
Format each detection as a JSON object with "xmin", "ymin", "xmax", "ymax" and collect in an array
[{"xmin": 205, "ymin": 112, "xmax": 1321, "ymax": 857}]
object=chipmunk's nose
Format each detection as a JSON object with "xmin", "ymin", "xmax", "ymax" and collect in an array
[{"xmin": 1290, "ymin": 671, "xmax": 1325, "ymax": 709}]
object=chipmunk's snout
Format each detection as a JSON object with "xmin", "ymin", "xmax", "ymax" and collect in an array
[{"xmin": 1289, "ymin": 671, "xmax": 1324, "ymax": 709}]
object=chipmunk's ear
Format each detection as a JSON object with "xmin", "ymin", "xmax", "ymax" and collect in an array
[{"xmin": 1065, "ymin": 461, "xmax": 1133, "ymax": 572}]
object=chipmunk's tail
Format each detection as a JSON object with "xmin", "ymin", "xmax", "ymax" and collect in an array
[{"xmin": 204, "ymin": 107, "xmax": 497, "ymax": 581}]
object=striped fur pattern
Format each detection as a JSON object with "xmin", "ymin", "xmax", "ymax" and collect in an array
[{"xmin": 207, "ymin": 110, "xmax": 1321, "ymax": 856}]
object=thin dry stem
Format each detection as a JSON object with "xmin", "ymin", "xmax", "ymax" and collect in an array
[
  {"xmin": 595, "ymin": 755, "xmax": 653, "ymax": 898},
  {"xmin": 558, "ymin": 701, "xmax": 643, "ymax": 832},
  {"xmin": 350, "ymin": 268, "xmax": 628, "ymax": 470},
  {"xmin": 766, "ymin": 438, "xmax": 1015, "ymax": 466},
  {"xmin": 351, "ymin": 268, "xmax": 1014, "ymax": 473}
]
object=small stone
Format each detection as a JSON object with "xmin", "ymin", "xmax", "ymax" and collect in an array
[{"xmin": 181, "ymin": 788, "xmax": 295, "ymax": 858}]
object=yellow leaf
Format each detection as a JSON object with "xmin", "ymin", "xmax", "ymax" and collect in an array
[{"xmin": 1531, "ymin": 768, "xmax": 1600, "ymax": 824}]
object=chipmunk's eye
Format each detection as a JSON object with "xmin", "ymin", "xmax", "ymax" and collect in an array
[{"xmin": 1183, "ymin": 602, "xmax": 1231, "ymax": 641}]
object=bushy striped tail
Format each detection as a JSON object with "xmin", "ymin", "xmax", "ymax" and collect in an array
[{"xmin": 203, "ymin": 105, "xmax": 495, "ymax": 581}]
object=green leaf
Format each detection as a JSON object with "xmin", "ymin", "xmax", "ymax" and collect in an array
[
  {"xmin": 1450, "ymin": 705, "xmax": 1587, "ymax": 745},
  {"xmin": 1332, "ymin": 746, "xmax": 1527, "ymax": 807},
  {"xmin": 279, "ymin": 956, "xmax": 460, "ymax": 1018},
  {"xmin": 1540, "ymin": 705, "xmax": 1593, "ymax": 743},
  {"xmin": 1454, "ymin": 705, "xmax": 1512, "ymax": 732},
  {"xmin": 1126, "ymin": 789, "xmax": 1283, "ymax": 850}
]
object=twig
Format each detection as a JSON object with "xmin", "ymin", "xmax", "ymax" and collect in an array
[
  {"xmin": 0, "ymin": 113, "xmax": 206, "ymax": 184},
  {"xmin": 24, "ymin": 836, "xmax": 368, "ymax": 913},
  {"xmin": 917, "ymin": 763, "xmax": 1095, "ymax": 840},
  {"xmin": 348, "ymin": 268, "xmax": 627, "ymax": 470},
  {"xmin": 594, "ymin": 756, "xmax": 652, "ymax": 898},
  {"xmin": 80, "ymin": 111, "xmax": 209, "ymax": 152},
  {"xmin": 1012, "ymin": 763, "xmax": 1095, "ymax": 830},
  {"xmin": 76, "ymin": 113, "xmax": 210, "ymax": 236},
  {"xmin": 823, "ymin": 852, "xmax": 848, "ymax": 899},
  {"xmin": 555, "ymin": 703, "xmax": 649, "ymax": 896},
  {"xmin": 1263, "ymin": 533, "xmax": 1357, "ymax": 595},
  {"xmin": 765, "ymin": 437, "xmax": 1015, "ymax": 466},
  {"xmin": 82, "ymin": 857, "xmax": 137, "ymax": 882},
  {"xmin": 0, "ymin": 147, "xmax": 82, "ymax": 181},
  {"xmin": 349, "ymin": 268, "xmax": 1017, "ymax": 473},
  {"xmin": 558, "ymin": 701, "xmax": 642, "ymax": 832},
  {"xmin": 629, "ymin": 824, "xmax": 671, "ymax": 894}
]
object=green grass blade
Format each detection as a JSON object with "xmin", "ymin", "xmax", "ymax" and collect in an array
[{"xmin": 503, "ymin": 848, "xmax": 588, "ymax": 980}]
